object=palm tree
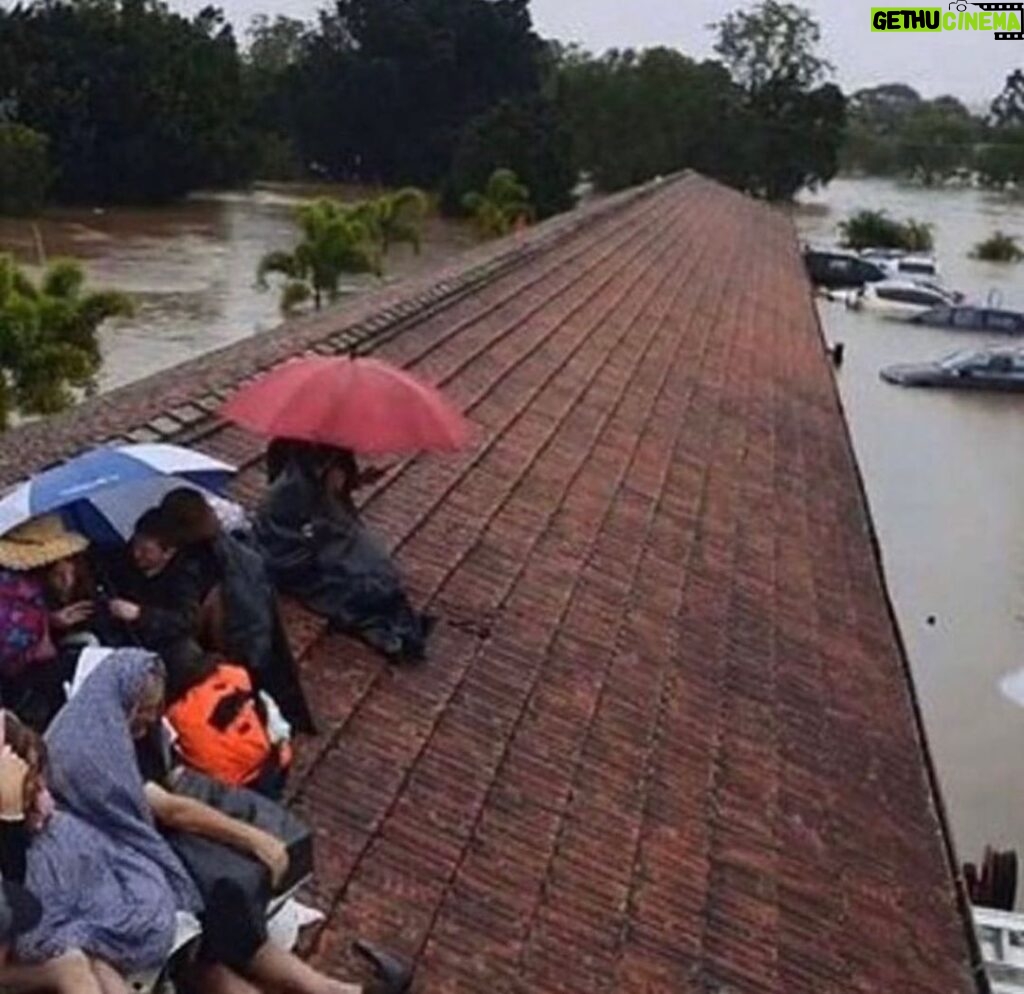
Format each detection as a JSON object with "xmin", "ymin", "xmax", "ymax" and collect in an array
[
  {"xmin": 0, "ymin": 254, "xmax": 132, "ymax": 427},
  {"xmin": 257, "ymin": 198, "xmax": 381, "ymax": 313},
  {"xmin": 462, "ymin": 169, "xmax": 534, "ymax": 239},
  {"xmin": 354, "ymin": 188, "xmax": 429, "ymax": 256}
]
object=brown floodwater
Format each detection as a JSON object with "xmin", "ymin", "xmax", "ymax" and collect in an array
[
  {"xmin": 796, "ymin": 177, "xmax": 1024, "ymax": 878},
  {"xmin": 0, "ymin": 184, "xmax": 476, "ymax": 390}
]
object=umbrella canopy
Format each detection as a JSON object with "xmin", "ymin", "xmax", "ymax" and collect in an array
[
  {"xmin": 220, "ymin": 356, "xmax": 471, "ymax": 457},
  {"xmin": 0, "ymin": 444, "xmax": 235, "ymax": 543}
]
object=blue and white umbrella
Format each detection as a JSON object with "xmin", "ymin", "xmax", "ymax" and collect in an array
[{"xmin": 0, "ymin": 444, "xmax": 236, "ymax": 543}]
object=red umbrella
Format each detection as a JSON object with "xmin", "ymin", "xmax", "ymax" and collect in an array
[{"xmin": 220, "ymin": 356, "xmax": 472, "ymax": 456}]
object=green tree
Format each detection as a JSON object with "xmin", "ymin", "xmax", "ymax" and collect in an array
[
  {"xmin": 894, "ymin": 96, "xmax": 979, "ymax": 185},
  {"xmin": 973, "ymin": 231, "xmax": 1024, "ymax": 262},
  {"xmin": 462, "ymin": 168, "xmax": 533, "ymax": 238},
  {"xmin": 840, "ymin": 84, "xmax": 922, "ymax": 176},
  {"xmin": 0, "ymin": 124, "xmax": 51, "ymax": 216},
  {"xmin": 243, "ymin": 14, "xmax": 308, "ymax": 180},
  {"xmin": 735, "ymin": 77, "xmax": 846, "ymax": 200},
  {"xmin": 247, "ymin": 14, "xmax": 307, "ymax": 76},
  {"xmin": 282, "ymin": 0, "xmax": 544, "ymax": 186},
  {"xmin": 992, "ymin": 70, "xmax": 1024, "ymax": 128},
  {"xmin": 0, "ymin": 255, "xmax": 132, "ymax": 426},
  {"xmin": 711, "ymin": 1, "xmax": 845, "ymax": 200},
  {"xmin": 446, "ymin": 97, "xmax": 576, "ymax": 218},
  {"xmin": 712, "ymin": 0, "xmax": 831, "ymax": 93},
  {"xmin": 977, "ymin": 128, "xmax": 1024, "ymax": 187},
  {"xmin": 978, "ymin": 72, "xmax": 1024, "ymax": 188},
  {"xmin": 257, "ymin": 199, "xmax": 381, "ymax": 313},
  {"xmin": 555, "ymin": 47, "xmax": 746, "ymax": 193},
  {"xmin": 842, "ymin": 84, "xmax": 982, "ymax": 180},
  {"xmin": 353, "ymin": 188, "xmax": 430, "ymax": 255},
  {"xmin": 0, "ymin": 0, "xmax": 254, "ymax": 203},
  {"xmin": 850, "ymin": 83, "xmax": 923, "ymax": 126}
]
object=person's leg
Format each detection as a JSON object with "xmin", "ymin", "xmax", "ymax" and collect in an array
[
  {"xmin": 187, "ymin": 962, "xmax": 262, "ymax": 994},
  {"xmin": 90, "ymin": 957, "xmax": 131, "ymax": 994},
  {"xmin": 245, "ymin": 941, "xmax": 361, "ymax": 994},
  {"xmin": 0, "ymin": 949, "xmax": 103, "ymax": 994}
]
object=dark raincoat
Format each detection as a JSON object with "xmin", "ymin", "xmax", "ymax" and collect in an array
[
  {"xmin": 211, "ymin": 532, "xmax": 315, "ymax": 734},
  {"xmin": 254, "ymin": 462, "xmax": 428, "ymax": 660},
  {"xmin": 17, "ymin": 651, "xmax": 201, "ymax": 972}
]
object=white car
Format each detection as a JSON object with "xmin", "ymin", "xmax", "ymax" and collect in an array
[
  {"xmin": 843, "ymin": 279, "xmax": 962, "ymax": 319},
  {"xmin": 860, "ymin": 249, "xmax": 941, "ymax": 280}
]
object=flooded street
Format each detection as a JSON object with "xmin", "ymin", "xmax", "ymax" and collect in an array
[
  {"xmin": 797, "ymin": 177, "xmax": 1024, "ymax": 873},
  {"xmin": 0, "ymin": 185, "xmax": 475, "ymax": 391}
]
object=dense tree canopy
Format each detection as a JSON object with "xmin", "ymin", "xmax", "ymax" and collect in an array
[
  {"xmin": 555, "ymin": 3, "xmax": 845, "ymax": 202},
  {"xmin": 556, "ymin": 48, "xmax": 746, "ymax": 193},
  {"xmin": 991, "ymin": 70, "xmax": 1024, "ymax": 128},
  {"xmin": 277, "ymin": 0, "xmax": 544, "ymax": 186},
  {"xmin": 0, "ymin": 124, "xmax": 51, "ymax": 215},
  {"xmin": 0, "ymin": 0, "xmax": 253, "ymax": 203},
  {"xmin": 0, "ymin": 0, "xmax": 863, "ymax": 215},
  {"xmin": 710, "ymin": 1, "xmax": 845, "ymax": 200},
  {"xmin": 842, "ymin": 83, "xmax": 981, "ymax": 182},
  {"xmin": 711, "ymin": 0, "xmax": 831, "ymax": 93},
  {"xmin": 238, "ymin": 15, "xmax": 309, "ymax": 179},
  {"xmin": 445, "ymin": 96, "xmax": 575, "ymax": 218}
]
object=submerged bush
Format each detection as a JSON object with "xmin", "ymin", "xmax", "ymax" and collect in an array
[
  {"xmin": 839, "ymin": 209, "xmax": 935, "ymax": 251},
  {"xmin": 972, "ymin": 231, "xmax": 1024, "ymax": 263}
]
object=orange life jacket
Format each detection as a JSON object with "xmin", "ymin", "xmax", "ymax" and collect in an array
[{"xmin": 166, "ymin": 663, "xmax": 291, "ymax": 788}]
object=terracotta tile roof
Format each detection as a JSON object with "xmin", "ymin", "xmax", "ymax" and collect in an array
[{"xmin": 0, "ymin": 174, "xmax": 982, "ymax": 992}]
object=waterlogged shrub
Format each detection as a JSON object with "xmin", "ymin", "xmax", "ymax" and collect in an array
[
  {"xmin": 972, "ymin": 231, "xmax": 1024, "ymax": 263},
  {"xmin": 839, "ymin": 209, "xmax": 935, "ymax": 251}
]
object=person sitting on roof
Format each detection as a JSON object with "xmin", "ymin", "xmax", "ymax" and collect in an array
[
  {"xmin": 43, "ymin": 551, "xmax": 100, "ymax": 653},
  {"xmin": 0, "ymin": 710, "xmax": 132, "ymax": 994},
  {"xmin": 47, "ymin": 648, "xmax": 404, "ymax": 994},
  {"xmin": 255, "ymin": 440, "xmax": 433, "ymax": 663},
  {"xmin": 159, "ymin": 488, "xmax": 314, "ymax": 734},
  {"xmin": 0, "ymin": 695, "xmax": 199, "ymax": 993},
  {"xmin": 0, "ymin": 517, "xmax": 97, "ymax": 730},
  {"xmin": 162, "ymin": 641, "xmax": 292, "ymax": 800},
  {"xmin": 94, "ymin": 508, "xmax": 203, "ymax": 660}
]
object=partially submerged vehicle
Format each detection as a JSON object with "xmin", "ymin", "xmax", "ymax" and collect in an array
[
  {"xmin": 844, "ymin": 279, "xmax": 963, "ymax": 319},
  {"xmin": 803, "ymin": 247, "xmax": 888, "ymax": 290},
  {"xmin": 861, "ymin": 249, "xmax": 941, "ymax": 280},
  {"xmin": 975, "ymin": 906, "xmax": 1024, "ymax": 994},
  {"xmin": 907, "ymin": 303, "xmax": 1024, "ymax": 335},
  {"xmin": 881, "ymin": 347, "xmax": 1024, "ymax": 391}
]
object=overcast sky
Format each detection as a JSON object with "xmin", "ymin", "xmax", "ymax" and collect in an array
[{"xmin": 169, "ymin": 0, "xmax": 1021, "ymax": 106}]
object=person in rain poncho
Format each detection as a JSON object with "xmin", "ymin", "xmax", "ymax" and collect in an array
[{"xmin": 256, "ymin": 441, "xmax": 433, "ymax": 663}]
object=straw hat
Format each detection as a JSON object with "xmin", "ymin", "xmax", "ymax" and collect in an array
[{"xmin": 0, "ymin": 515, "xmax": 89, "ymax": 571}]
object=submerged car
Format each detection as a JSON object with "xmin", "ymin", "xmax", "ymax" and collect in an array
[
  {"xmin": 843, "ymin": 279, "xmax": 963, "ymax": 319},
  {"xmin": 860, "ymin": 249, "xmax": 941, "ymax": 280},
  {"xmin": 882, "ymin": 347, "xmax": 1024, "ymax": 391},
  {"xmin": 803, "ymin": 248, "xmax": 888, "ymax": 290},
  {"xmin": 907, "ymin": 304, "xmax": 1024, "ymax": 335}
]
